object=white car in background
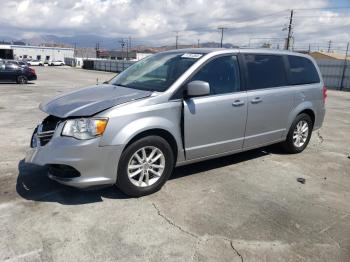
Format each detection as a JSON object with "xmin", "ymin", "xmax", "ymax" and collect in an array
[
  {"xmin": 49, "ymin": 60, "xmax": 65, "ymax": 66},
  {"xmin": 27, "ymin": 60, "xmax": 44, "ymax": 66}
]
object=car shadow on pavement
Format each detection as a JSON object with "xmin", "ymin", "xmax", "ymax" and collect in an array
[
  {"xmin": 16, "ymin": 145, "xmax": 284, "ymax": 205},
  {"xmin": 16, "ymin": 159, "xmax": 129, "ymax": 205}
]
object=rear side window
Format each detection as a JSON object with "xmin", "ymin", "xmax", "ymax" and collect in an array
[
  {"xmin": 244, "ymin": 54, "xmax": 288, "ymax": 90},
  {"xmin": 287, "ymin": 56, "xmax": 320, "ymax": 85}
]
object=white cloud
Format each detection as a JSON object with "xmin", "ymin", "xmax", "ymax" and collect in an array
[{"xmin": 0, "ymin": 0, "xmax": 349, "ymax": 49}]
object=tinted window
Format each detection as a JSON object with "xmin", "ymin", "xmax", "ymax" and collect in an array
[
  {"xmin": 288, "ymin": 56, "xmax": 320, "ymax": 85},
  {"xmin": 190, "ymin": 55, "xmax": 240, "ymax": 94},
  {"xmin": 244, "ymin": 54, "xmax": 287, "ymax": 90}
]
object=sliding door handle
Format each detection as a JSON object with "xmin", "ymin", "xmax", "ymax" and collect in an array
[
  {"xmin": 232, "ymin": 100, "xmax": 245, "ymax": 106},
  {"xmin": 251, "ymin": 97, "xmax": 262, "ymax": 104}
]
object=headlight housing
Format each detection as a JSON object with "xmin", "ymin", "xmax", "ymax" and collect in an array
[{"xmin": 62, "ymin": 118, "xmax": 108, "ymax": 140}]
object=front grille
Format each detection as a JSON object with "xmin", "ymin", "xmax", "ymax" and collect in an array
[{"xmin": 37, "ymin": 115, "xmax": 62, "ymax": 146}]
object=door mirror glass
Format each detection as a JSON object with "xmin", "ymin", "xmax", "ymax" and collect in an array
[{"xmin": 186, "ymin": 80, "xmax": 210, "ymax": 97}]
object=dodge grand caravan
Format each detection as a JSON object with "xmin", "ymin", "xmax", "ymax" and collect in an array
[{"xmin": 26, "ymin": 49, "xmax": 326, "ymax": 196}]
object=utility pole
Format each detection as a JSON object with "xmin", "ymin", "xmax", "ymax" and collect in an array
[
  {"xmin": 308, "ymin": 43, "xmax": 311, "ymax": 53},
  {"xmin": 119, "ymin": 39, "xmax": 126, "ymax": 60},
  {"xmin": 175, "ymin": 31, "xmax": 179, "ymax": 49},
  {"xmin": 286, "ymin": 9, "xmax": 294, "ymax": 50},
  {"xmin": 327, "ymin": 40, "xmax": 332, "ymax": 52},
  {"xmin": 340, "ymin": 42, "xmax": 349, "ymax": 91},
  {"xmin": 95, "ymin": 42, "xmax": 100, "ymax": 58},
  {"xmin": 218, "ymin": 27, "xmax": 228, "ymax": 48},
  {"xmin": 126, "ymin": 38, "xmax": 129, "ymax": 60},
  {"xmin": 197, "ymin": 39, "xmax": 200, "ymax": 48}
]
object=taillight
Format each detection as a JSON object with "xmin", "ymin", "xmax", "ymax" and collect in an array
[{"xmin": 322, "ymin": 86, "xmax": 327, "ymax": 103}]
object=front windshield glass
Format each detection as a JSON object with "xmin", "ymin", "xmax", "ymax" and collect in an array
[{"xmin": 110, "ymin": 52, "xmax": 204, "ymax": 92}]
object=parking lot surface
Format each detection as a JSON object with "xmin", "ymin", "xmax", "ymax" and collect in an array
[{"xmin": 0, "ymin": 66, "xmax": 349, "ymax": 262}]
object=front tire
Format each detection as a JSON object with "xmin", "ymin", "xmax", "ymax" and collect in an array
[
  {"xmin": 282, "ymin": 113, "xmax": 313, "ymax": 154},
  {"xmin": 17, "ymin": 75, "xmax": 28, "ymax": 84},
  {"xmin": 116, "ymin": 136, "xmax": 174, "ymax": 197}
]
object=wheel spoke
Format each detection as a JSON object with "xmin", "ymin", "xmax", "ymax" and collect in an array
[
  {"xmin": 150, "ymin": 153, "xmax": 162, "ymax": 163},
  {"xmin": 141, "ymin": 148, "xmax": 147, "ymax": 161},
  {"xmin": 134, "ymin": 153, "xmax": 143, "ymax": 163},
  {"xmin": 128, "ymin": 164, "xmax": 142, "ymax": 169},
  {"xmin": 129, "ymin": 168, "xmax": 142, "ymax": 178},
  {"xmin": 151, "ymin": 164, "xmax": 164, "ymax": 169},
  {"xmin": 138, "ymin": 172, "xmax": 145, "ymax": 184},
  {"xmin": 301, "ymin": 123, "xmax": 308, "ymax": 133},
  {"xmin": 145, "ymin": 171, "xmax": 149, "ymax": 185},
  {"xmin": 149, "ymin": 169, "xmax": 161, "ymax": 177},
  {"xmin": 147, "ymin": 148, "xmax": 157, "ymax": 162}
]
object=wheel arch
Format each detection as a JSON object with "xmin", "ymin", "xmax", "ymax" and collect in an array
[
  {"xmin": 298, "ymin": 108, "xmax": 315, "ymax": 125},
  {"xmin": 123, "ymin": 128, "xmax": 179, "ymax": 161},
  {"xmin": 287, "ymin": 102, "xmax": 316, "ymax": 133}
]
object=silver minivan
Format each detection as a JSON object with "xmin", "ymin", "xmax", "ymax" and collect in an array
[{"xmin": 26, "ymin": 48, "xmax": 326, "ymax": 196}]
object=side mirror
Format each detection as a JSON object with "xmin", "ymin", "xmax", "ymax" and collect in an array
[{"xmin": 186, "ymin": 80, "xmax": 210, "ymax": 97}]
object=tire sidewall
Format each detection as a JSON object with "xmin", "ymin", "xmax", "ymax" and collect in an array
[
  {"xmin": 286, "ymin": 113, "xmax": 313, "ymax": 153},
  {"xmin": 117, "ymin": 136, "xmax": 174, "ymax": 197}
]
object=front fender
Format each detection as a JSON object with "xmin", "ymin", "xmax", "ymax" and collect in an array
[{"xmin": 110, "ymin": 116, "xmax": 182, "ymax": 147}]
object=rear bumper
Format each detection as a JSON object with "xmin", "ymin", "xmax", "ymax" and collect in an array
[
  {"xmin": 313, "ymin": 106, "xmax": 326, "ymax": 130},
  {"xmin": 25, "ymin": 126, "xmax": 123, "ymax": 188}
]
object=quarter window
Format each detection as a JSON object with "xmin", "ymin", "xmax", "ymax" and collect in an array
[
  {"xmin": 190, "ymin": 55, "xmax": 240, "ymax": 95},
  {"xmin": 287, "ymin": 56, "xmax": 320, "ymax": 85},
  {"xmin": 244, "ymin": 54, "xmax": 288, "ymax": 90}
]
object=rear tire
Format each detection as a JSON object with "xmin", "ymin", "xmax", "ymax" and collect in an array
[
  {"xmin": 116, "ymin": 136, "xmax": 174, "ymax": 197},
  {"xmin": 17, "ymin": 75, "xmax": 28, "ymax": 84},
  {"xmin": 281, "ymin": 113, "xmax": 313, "ymax": 154}
]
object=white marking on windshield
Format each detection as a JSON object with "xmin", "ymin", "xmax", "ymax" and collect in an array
[{"xmin": 181, "ymin": 53, "xmax": 203, "ymax": 59}]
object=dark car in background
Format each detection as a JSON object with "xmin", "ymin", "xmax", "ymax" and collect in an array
[
  {"xmin": 5, "ymin": 60, "xmax": 29, "ymax": 68},
  {"xmin": 0, "ymin": 60, "xmax": 37, "ymax": 84}
]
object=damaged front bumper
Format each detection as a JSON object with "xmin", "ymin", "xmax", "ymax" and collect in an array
[{"xmin": 25, "ymin": 118, "xmax": 122, "ymax": 188}]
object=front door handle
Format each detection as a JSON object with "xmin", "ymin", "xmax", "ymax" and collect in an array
[
  {"xmin": 232, "ymin": 100, "xmax": 245, "ymax": 106},
  {"xmin": 251, "ymin": 97, "xmax": 262, "ymax": 104}
]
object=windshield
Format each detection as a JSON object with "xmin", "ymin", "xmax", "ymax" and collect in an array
[{"xmin": 110, "ymin": 52, "xmax": 204, "ymax": 92}]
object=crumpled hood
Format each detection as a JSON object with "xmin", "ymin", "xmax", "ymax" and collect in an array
[{"xmin": 39, "ymin": 84, "xmax": 152, "ymax": 118}]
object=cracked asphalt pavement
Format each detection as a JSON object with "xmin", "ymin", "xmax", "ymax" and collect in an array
[{"xmin": 1, "ymin": 67, "xmax": 350, "ymax": 261}]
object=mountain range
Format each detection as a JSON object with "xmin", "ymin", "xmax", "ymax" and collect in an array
[{"xmin": 0, "ymin": 34, "xmax": 237, "ymax": 50}]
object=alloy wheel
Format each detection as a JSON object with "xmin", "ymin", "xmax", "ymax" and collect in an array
[
  {"xmin": 293, "ymin": 120, "xmax": 309, "ymax": 147},
  {"xmin": 127, "ymin": 146, "xmax": 165, "ymax": 187}
]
